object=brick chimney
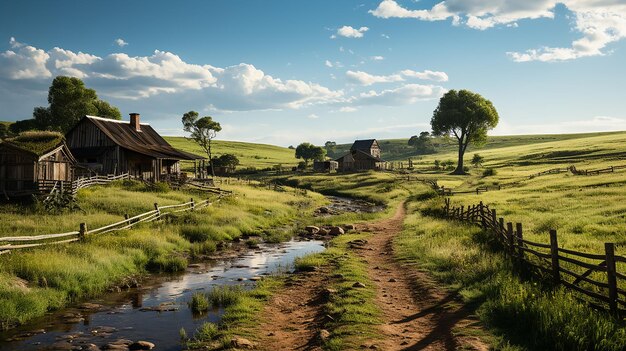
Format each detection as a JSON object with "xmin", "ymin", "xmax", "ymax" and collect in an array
[{"xmin": 129, "ymin": 113, "xmax": 141, "ymax": 132}]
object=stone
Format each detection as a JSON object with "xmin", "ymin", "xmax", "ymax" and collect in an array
[
  {"xmin": 79, "ymin": 344, "xmax": 101, "ymax": 351},
  {"xmin": 344, "ymin": 224, "xmax": 356, "ymax": 231},
  {"xmin": 352, "ymin": 282, "xmax": 366, "ymax": 288},
  {"xmin": 319, "ymin": 207, "xmax": 331, "ymax": 214},
  {"xmin": 187, "ymin": 263, "xmax": 202, "ymax": 268},
  {"xmin": 388, "ymin": 278, "xmax": 397, "ymax": 282},
  {"xmin": 329, "ymin": 226, "xmax": 345, "ymax": 235},
  {"xmin": 319, "ymin": 329, "xmax": 331, "ymax": 341},
  {"xmin": 79, "ymin": 303, "xmax": 103, "ymax": 311},
  {"xmin": 50, "ymin": 341, "xmax": 73, "ymax": 350},
  {"xmin": 101, "ymin": 344, "xmax": 128, "ymax": 351},
  {"xmin": 249, "ymin": 276, "xmax": 262, "ymax": 281},
  {"xmin": 231, "ymin": 336, "xmax": 255, "ymax": 349},
  {"xmin": 322, "ymin": 288, "xmax": 337, "ymax": 298},
  {"xmin": 128, "ymin": 341, "xmax": 155, "ymax": 350},
  {"xmin": 305, "ymin": 225, "xmax": 320, "ymax": 234},
  {"xmin": 318, "ymin": 228, "xmax": 329, "ymax": 235}
]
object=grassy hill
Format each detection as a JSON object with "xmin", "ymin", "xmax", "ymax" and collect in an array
[{"xmin": 164, "ymin": 137, "xmax": 298, "ymax": 169}]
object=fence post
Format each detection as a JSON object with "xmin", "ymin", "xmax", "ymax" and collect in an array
[
  {"xmin": 191, "ymin": 198, "xmax": 195, "ymax": 211},
  {"xmin": 507, "ymin": 223, "xmax": 514, "ymax": 252},
  {"xmin": 460, "ymin": 206, "xmax": 464, "ymax": 220},
  {"xmin": 605, "ymin": 243, "xmax": 618, "ymax": 316},
  {"xmin": 154, "ymin": 203, "xmax": 160, "ymax": 218},
  {"xmin": 124, "ymin": 214, "xmax": 130, "ymax": 225},
  {"xmin": 499, "ymin": 217, "xmax": 504, "ymax": 232},
  {"xmin": 79, "ymin": 223, "xmax": 86, "ymax": 241},
  {"xmin": 549, "ymin": 229, "xmax": 561, "ymax": 284},
  {"xmin": 491, "ymin": 209, "xmax": 497, "ymax": 229},
  {"xmin": 516, "ymin": 223, "xmax": 523, "ymax": 260},
  {"xmin": 480, "ymin": 202, "xmax": 486, "ymax": 229}
]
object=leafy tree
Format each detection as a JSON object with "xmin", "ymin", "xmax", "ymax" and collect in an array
[
  {"xmin": 408, "ymin": 131, "xmax": 435, "ymax": 154},
  {"xmin": 431, "ymin": 89, "xmax": 499, "ymax": 175},
  {"xmin": 9, "ymin": 119, "xmax": 39, "ymax": 134},
  {"xmin": 33, "ymin": 76, "xmax": 121, "ymax": 132},
  {"xmin": 212, "ymin": 154, "xmax": 240, "ymax": 171},
  {"xmin": 433, "ymin": 159, "xmax": 440, "ymax": 170},
  {"xmin": 471, "ymin": 153, "xmax": 484, "ymax": 167},
  {"xmin": 288, "ymin": 145, "xmax": 295, "ymax": 149},
  {"xmin": 0, "ymin": 124, "xmax": 8, "ymax": 139},
  {"xmin": 295, "ymin": 142, "xmax": 326, "ymax": 167},
  {"xmin": 182, "ymin": 111, "xmax": 222, "ymax": 178},
  {"xmin": 324, "ymin": 141, "xmax": 337, "ymax": 156}
]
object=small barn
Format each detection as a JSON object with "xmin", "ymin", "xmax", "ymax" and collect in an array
[
  {"xmin": 65, "ymin": 114, "xmax": 205, "ymax": 182},
  {"xmin": 313, "ymin": 160, "xmax": 339, "ymax": 173},
  {"xmin": 336, "ymin": 139, "xmax": 386, "ymax": 171},
  {"xmin": 0, "ymin": 131, "xmax": 76, "ymax": 197}
]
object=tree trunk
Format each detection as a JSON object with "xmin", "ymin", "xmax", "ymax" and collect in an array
[
  {"xmin": 208, "ymin": 140, "xmax": 216, "ymax": 178},
  {"xmin": 453, "ymin": 141, "xmax": 466, "ymax": 175}
]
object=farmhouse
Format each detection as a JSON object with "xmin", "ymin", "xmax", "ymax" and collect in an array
[
  {"xmin": 335, "ymin": 139, "xmax": 386, "ymax": 171},
  {"xmin": 65, "ymin": 113, "xmax": 205, "ymax": 182},
  {"xmin": 0, "ymin": 131, "xmax": 76, "ymax": 197}
]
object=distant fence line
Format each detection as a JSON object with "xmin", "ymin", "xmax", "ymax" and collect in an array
[
  {"xmin": 0, "ymin": 196, "xmax": 223, "ymax": 255},
  {"xmin": 443, "ymin": 198, "xmax": 626, "ymax": 316},
  {"xmin": 529, "ymin": 164, "xmax": 626, "ymax": 179}
]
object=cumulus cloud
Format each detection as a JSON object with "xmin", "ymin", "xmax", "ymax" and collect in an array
[
  {"xmin": 351, "ymin": 84, "xmax": 446, "ymax": 106},
  {"xmin": 371, "ymin": 55, "xmax": 385, "ymax": 61},
  {"xmin": 339, "ymin": 106, "xmax": 358, "ymax": 112},
  {"xmin": 115, "ymin": 38, "xmax": 128, "ymax": 47},
  {"xmin": 307, "ymin": 113, "xmax": 319, "ymax": 119},
  {"xmin": 370, "ymin": 0, "xmax": 626, "ymax": 62},
  {"xmin": 400, "ymin": 69, "xmax": 448, "ymax": 82},
  {"xmin": 0, "ymin": 39, "xmax": 343, "ymax": 111},
  {"xmin": 346, "ymin": 70, "xmax": 404, "ymax": 85},
  {"xmin": 333, "ymin": 26, "xmax": 369, "ymax": 39}
]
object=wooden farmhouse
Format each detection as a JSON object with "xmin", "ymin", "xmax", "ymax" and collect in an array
[
  {"xmin": 65, "ymin": 113, "xmax": 205, "ymax": 182},
  {"xmin": 0, "ymin": 131, "xmax": 76, "ymax": 197},
  {"xmin": 335, "ymin": 139, "xmax": 386, "ymax": 171}
]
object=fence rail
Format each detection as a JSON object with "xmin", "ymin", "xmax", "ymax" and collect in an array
[
  {"xmin": 443, "ymin": 198, "xmax": 626, "ymax": 316},
  {"xmin": 0, "ymin": 196, "xmax": 219, "ymax": 255}
]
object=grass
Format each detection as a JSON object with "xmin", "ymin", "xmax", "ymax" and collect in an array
[
  {"xmin": 394, "ymin": 194, "xmax": 626, "ymax": 350},
  {"xmin": 164, "ymin": 136, "xmax": 299, "ymax": 170},
  {"xmin": 0, "ymin": 180, "xmax": 325, "ymax": 329}
]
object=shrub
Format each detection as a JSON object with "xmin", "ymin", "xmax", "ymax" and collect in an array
[
  {"xmin": 206, "ymin": 286, "xmax": 243, "ymax": 307},
  {"xmin": 189, "ymin": 292, "xmax": 210, "ymax": 313},
  {"xmin": 482, "ymin": 168, "xmax": 497, "ymax": 177}
]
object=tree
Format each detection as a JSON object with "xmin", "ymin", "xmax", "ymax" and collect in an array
[
  {"xmin": 324, "ymin": 141, "xmax": 337, "ymax": 156},
  {"xmin": 212, "ymin": 154, "xmax": 240, "ymax": 171},
  {"xmin": 182, "ymin": 111, "xmax": 222, "ymax": 178},
  {"xmin": 295, "ymin": 142, "xmax": 326, "ymax": 167},
  {"xmin": 408, "ymin": 131, "xmax": 435, "ymax": 154},
  {"xmin": 33, "ymin": 76, "xmax": 121, "ymax": 132},
  {"xmin": 471, "ymin": 153, "xmax": 484, "ymax": 167},
  {"xmin": 431, "ymin": 89, "xmax": 499, "ymax": 175}
]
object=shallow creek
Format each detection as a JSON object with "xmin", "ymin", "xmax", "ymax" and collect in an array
[{"xmin": 0, "ymin": 240, "xmax": 324, "ymax": 351}]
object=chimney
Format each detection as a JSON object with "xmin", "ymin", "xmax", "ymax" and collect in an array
[{"xmin": 129, "ymin": 113, "xmax": 141, "ymax": 132}]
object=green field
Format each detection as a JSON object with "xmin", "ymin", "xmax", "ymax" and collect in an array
[{"xmin": 164, "ymin": 136, "xmax": 298, "ymax": 169}]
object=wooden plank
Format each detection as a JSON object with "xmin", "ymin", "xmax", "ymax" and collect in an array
[
  {"xmin": 520, "ymin": 238, "xmax": 551, "ymax": 249},
  {"xmin": 558, "ymin": 255, "xmax": 608, "ymax": 272},
  {"xmin": 606, "ymin": 243, "xmax": 619, "ymax": 315},
  {"xmin": 520, "ymin": 246, "xmax": 552, "ymax": 259},
  {"xmin": 550, "ymin": 229, "xmax": 561, "ymax": 284},
  {"xmin": 0, "ymin": 231, "xmax": 79, "ymax": 242},
  {"xmin": 561, "ymin": 280, "xmax": 610, "ymax": 303},
  {"xmin": 558, "ymin": 247, "xmax": 607, "ymax": 260},
  {"xmin": 560, "ymin": 266, "xmax": 610, "ymax": 289}
]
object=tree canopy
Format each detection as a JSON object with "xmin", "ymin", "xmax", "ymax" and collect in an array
[
  {"xmin": 182, "ymin": 111, "xmax": 221, "ymax": 178},
  {"xmin": 32, "ymin": 76, "xmax": 121, "ymax": 132},
  {"xmin": 295, "ymin": 142, "xmax": 326, "ymax": 166},
  {"xmin": 212, "ymin": 154, "xmax": 240, "ymax": 169},
  {"xmin": 431, "ymin": 89, "xmax": 499, "ymax": 175},
  {"xmin": 408, "ymin": 131, "xmax": 435, "ymax": 154}
]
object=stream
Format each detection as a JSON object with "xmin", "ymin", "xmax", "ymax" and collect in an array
[{"xmin": 0, "ymin": 196, "xmax": 383, "ymax": 351}]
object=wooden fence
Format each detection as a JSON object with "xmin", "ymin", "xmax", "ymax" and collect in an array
[
  {"xmin": 443, "ymin": 198, "xmax": 626, "ymax": 316},
  {"xmin": 0, "ymin": 196, "xmax": 219, "ymax": 255},
  {"xmin": 570, "ymin": 165, "xmax": 626, "ymax": 176}
]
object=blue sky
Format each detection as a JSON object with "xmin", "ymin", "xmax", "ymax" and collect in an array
[{"xmin": 1, "ymin": 0, "xmax": 625, "ymax": 146}]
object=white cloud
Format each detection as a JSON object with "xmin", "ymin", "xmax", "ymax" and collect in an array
[
  {"xmin": 381, "ymin": 34, "xmax": 391, "ymax": 39},
  {"xmin": 339, "ymin": 106, "xmax": 358, "ymax": 112},
  {"xmin": 400, "ymin": 69, "xmax": 449, "ymax": 82},
  {"xmin": 334, "ymin": 26, "xmax": 369, "ymax": 39},
  {"xmin": 493, "ymin": 116, "xmax": 626, "ymax": 135},
  {"xmin": 346, "ymin": 70, "xmax": 404, "ymax": 85},
  {"xmin": 307, "ymin": 113, "xmax": 319, "ymax": 119},
  {"xmin": 351, "ymin": 84, "xmax": 446, "ymax": 106},
  {"xmin": 371, "ymin": 55, "xmax": 385, "ymax": 61},
  {"xmin": 370, "ymin": 0, "xmax": 626, "ymax": 62},
  {"xmin": 0, "ymin": 39, "xmax": 343, "ymax": 111},
  {"xmin": 115, "ymin": 38, "xmax": 128, "ymax": 47},
  {"xmin": 325, "ymin": 60, "xmax": 343, "ymax": 68},
  {"xmin": 325, "ymin": 60, "xmax": 333, "ymax": 67}
]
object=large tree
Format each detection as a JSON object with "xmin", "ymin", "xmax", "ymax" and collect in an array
[
  {"xmin": 182, "ymin": 111, "xmax": 222, "ymax": 178},
  {"xmin": 431, "ymin": 89, "xmax": 499, "ymax": 175},
  {"xmin": 32, "ymin": 76, "xmax": 121, "ymax": 132},
  {"xmin": 295, "ymin": 142, "xmax": 326, "ymax": 167},
  {"xmin": 408, "ymin": 131, "xmax": 435, "ymax": 154}
]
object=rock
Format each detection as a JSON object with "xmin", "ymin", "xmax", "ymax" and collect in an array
[
  {"xmin": 249, "ymin": 276, "xmax": 262, "ymax": 281},
  {"xmin": 305, "ymin": 225, "xmax": 320, "ymax": 234},
  {"xmin": 319, "ymin": 207, "xmax": 331, "ymax": 214},
  {"xmin": 237, "ymin": 277, "xmax": 245, "ymax": 281},
  {"xmin": 329, "ymin": 226, "xmax": 345, "ymax": 235},
  {"xmin": 91, "ymin": 326, "xmax": 118, "ymax": 335},
  {"xmin": 388, "ymin": 278, "xmax": 397, "ymax": 282},
  {"xmin": 50, "ymin": 341, "xmax": 73, "ymax": 350},
  {"xmin": 79, "ymin": 344, "xmax": 101, "ymax": 351},
  {"xmin": 319, "ymin": 329, "xmax": 331, "ymax": 341},
  {"xmin": 332, "ymin": 273, "xmax": 344, "ymax": 279},
  {"xmin": 128, "ymin": 341, "xmax": 155, "ymax": 350},
  {"xmin": 187, "ymin": 263, "xmax": 202, "ymax": 268},
  {"xmin": 231, "ymin": 336, "xmax": 255, "ymax": 349},
  {"xmin": 318, "ymin": 228, "xmax": 329, "ymax": 235},
  {"xmin": 343, "ymin": 224, "xmax": 356, "ymax": 231},
  {"xmin": 352, "ymin": 282, "xmax": 366, "ymax": 288},
  {"xmin": 79, "ymin": 303, "xmax": 103, "ymax": 311},
  {"xmin": 322, "ymin": 288, "xmax": 337, "ymax": 298},
  {"xmin": 101, "ymin": 344, "xmax": 128, "ymax": 351}
]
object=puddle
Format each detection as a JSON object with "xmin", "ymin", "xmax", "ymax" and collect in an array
[{"xmin": 0, "ymin": 239, "xmax": 324, "ymax": 351}]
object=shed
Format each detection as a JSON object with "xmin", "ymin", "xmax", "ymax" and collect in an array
[
  {"xmin": 0, "ymin": 131, "xmax": 76, "ymax": 197},
  {"xmin": 313, "ymin": 160, "xmax": 339, "ymax": 173},
  {"xmin": 336, "ymin": 139, "xmax": 386, "ymax": 171},
  {"xmin": 65, "ymin": 114, "xmax": 205, "ymax": 182}
]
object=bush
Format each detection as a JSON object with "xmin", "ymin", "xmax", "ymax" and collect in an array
[
  {"xmin": 482, "ymin": 168, "xmax": 497, "ymax": 177},
  {"xmin": 189, "ymin": 292, "xmax": 210, "ymax": 313},
  {"xmin": 206, "ymin": 286, "xmax": 243, "ymax": 307}
]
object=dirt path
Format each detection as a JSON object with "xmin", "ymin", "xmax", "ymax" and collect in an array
[
  {"xmin": 358, "ymin": 202, "xmax": 487, "ymax": 351},
  {"xmin": 255, "ymin": 202, "xmax": 488, "ymax": 350}
]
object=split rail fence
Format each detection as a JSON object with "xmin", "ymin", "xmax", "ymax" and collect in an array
[
  {"xmin": 444, "ymin": 198, "xmax": 626, "ymax": 316},
  {"xmin": 0, "ymin": 196, "xmax": 219, "ymax": 255}
]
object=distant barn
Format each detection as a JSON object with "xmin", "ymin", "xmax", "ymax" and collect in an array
[
  {"xmin": 313, "ymin": 160, "xmax": 339, "ymax": 173},
  {"xmin": 0, "ymin": 131, "xmax": 76, "ymax": 197},
  {"xmin": 65, "ymin": 113, "xmax": 205, "ymax": 182},
  {"xmin": 335, "ymin": 139, "xmax": 386, "ymax": 171}
]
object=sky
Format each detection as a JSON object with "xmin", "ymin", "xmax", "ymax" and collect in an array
[{"xmin": 1, "ymin": 0, "xmax": 625, "ymax": 146}]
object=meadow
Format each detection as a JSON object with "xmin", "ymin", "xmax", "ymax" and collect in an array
[{"xmin": 0, "ymin": 180, "xmax": 325, "ymax": 329}]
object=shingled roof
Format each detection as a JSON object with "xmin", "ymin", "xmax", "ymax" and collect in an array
[
  {"xmin": 350, "ymin": 139, "xmax": 377, "ymax": 151},
  {"xmin": 72, "ymin": 116, "xmax": 204, "ymax": 160}
]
